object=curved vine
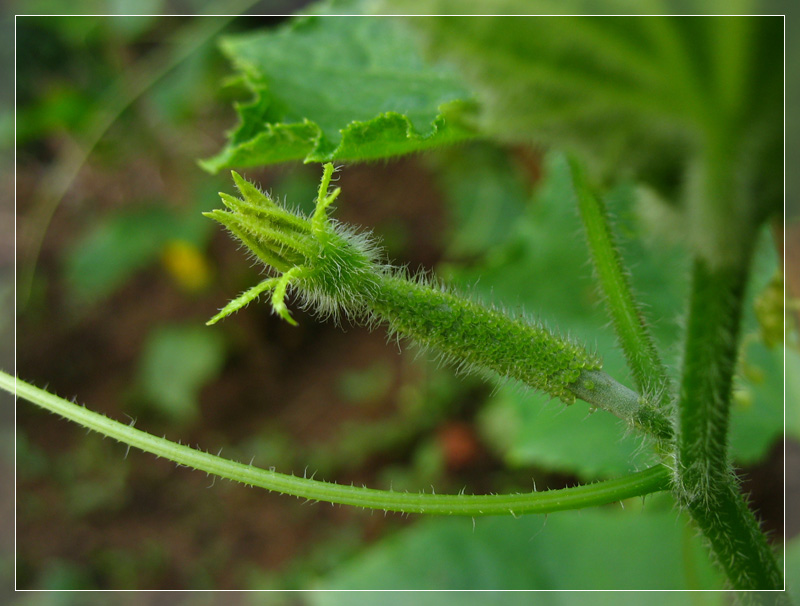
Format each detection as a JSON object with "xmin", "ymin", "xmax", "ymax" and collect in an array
[{"xmin": 4, "ymin": 371, "xmax": 670, "ymax": 517}]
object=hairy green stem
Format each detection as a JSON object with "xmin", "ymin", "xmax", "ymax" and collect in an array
[
  {"xmin": 569, "ymin": 369, "xmax": 672, "ymax": 442},
  {"xmin": 676, "ymin": 256, "xmax": 783, "ymax": 592},
  {"xmin": 5, "ymin": 371, "xmax": 670, "ymax": 516},
  {"xmin": 684, "ymin": 483, "xmax": 787, "ymax": 603},
  {"xmin": 569, "ymin": 155, "xmax": 671, "ymax": 407},
  {"xmin": 207, "ymin": 165, "xmax": 673, "ymax": 442}
]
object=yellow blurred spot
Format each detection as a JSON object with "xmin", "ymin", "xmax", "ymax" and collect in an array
[
  {"xmin": 733, "ymin": 387, "xmax": 753, "ymax": 410},
  {"xmin": 754, "ymin": 270, "xmax": 784, "ymax": 348},
  {"xmin": 161, "ymin": 240, "xmax": 211, "ymax": 292}
]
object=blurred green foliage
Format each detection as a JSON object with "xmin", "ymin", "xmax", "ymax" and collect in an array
[
  {"xmin": 64, "ymin": 205, "xmax": 212, "ymax": 305},
  {"xmin": 14, "ymin": 7, "xmax": 792, "ymax": 593},
  {"xmin": 437, "ymin": 151, "xmax": 787, "ymax": 478},
  {"xmin": 337, "ymin": 361, "xmax": 393, "ymax": 406},
  {"xmin": 311, "ymin": 504, "xmax": 724, "ymax": 591},
  {"xmin": 137, "ymin": 324, "xmax": 226, "ymax": 423},
  {"xmin": 426, "ymin": 144, "xmax": 528, "ymax": 260}
]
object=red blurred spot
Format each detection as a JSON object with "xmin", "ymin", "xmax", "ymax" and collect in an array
[{"xmin": 437, "ymin": 422, "xmax": 480, "ymax": 470}]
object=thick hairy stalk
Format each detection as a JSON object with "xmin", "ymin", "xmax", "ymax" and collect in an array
[
  {"xmin": 207, "ymin": 164, "xmax": 672, "ymax": 440},
  {"xmin": 4, "ymin": 371, "xmax": 671, "ymax": 516},
  {"xmin": 569, "ymin": 156, "xmax": 671, "ymax": 409},
  {"xmin": 676, "ymin": 256, "xmax": 784, "ymax": 593}
]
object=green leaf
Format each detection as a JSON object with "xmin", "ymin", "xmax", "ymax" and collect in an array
[
  {"xmin": 427, "ymin": 142, "xmax": 529, "ymax": 260},
  {"xmin": 137, "ymin": 325, "xmax": 226, "ymax": 423},
  {"xmin": 479, "ymin": 389, "xmax": 650, "ymax": 478},
  {"xmin": 201, "ymin": 4, "xmax": 475, "ymax": 171},
  {"xmin": 394, "ymin": 8, "xmax": 782, "ymax": 266},
  {"xmin": 310, "ymin": 507, "xmax": 724, "ymax": 591},
  {"xmin": 390, "ymin": 7, "xmax": 697, "ymax": 175},
  {"xmin": 729, "ymin": 341, "xmax": 790, "ymax": 464},
  {"xmin": 445, "ymin": 153, "xmax": 687, "ymax": 478}
]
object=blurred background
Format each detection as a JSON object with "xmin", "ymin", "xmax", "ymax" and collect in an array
[{"xmin": 6, "ymin": 5, "xmax": 799, "ymax": 597}]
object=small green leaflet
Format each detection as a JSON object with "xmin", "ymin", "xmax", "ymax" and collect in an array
[{"xmin": 201, "ymin": 9, "xmax": 476, "ymax": 171}]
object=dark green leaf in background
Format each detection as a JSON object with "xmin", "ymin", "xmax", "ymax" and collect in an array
[
  {"xmin": 63, "ymin": 200, "xmax": 212, "ymax": 305},
  {"xmin": 426, "ymin": 143, "xmax": 529, "ymax": 260},
  {"xmin": 388, "ymin": 5, "xmax": 782, "ymax": 267},
  {"xmin": 440, "ymin": 153, "xmax": 687, "ymax": 478},
  {"xmin": 137, "ymin": 325, "xmax": 226, "ymax": 423},
  {"xmin": 728, "ymin": 341, "xmax": 790, "ymax": 463},
  {"xmin": 439, "ymin": 152, "xmax": 787, "ymax": 477},
  {"xmin": 310, "ymin": 506, "xmax": 724, "ymax": 591},
  {"xmin": 64, "ymin": 208, "xmax": 178, "ymax": 305}
]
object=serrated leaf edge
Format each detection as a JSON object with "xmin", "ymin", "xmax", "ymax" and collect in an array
[{"xmin": 200, "ymin": 100, "xmax": 476, "ymax": 172}]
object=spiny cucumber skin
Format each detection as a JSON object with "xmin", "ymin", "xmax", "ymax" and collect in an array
[
  {"xmin": 371, "ymin": 276, "xmax": 602, "ymax": 403},
  {"xmin": 291, "ymin": 231, "xmax": 603, "ymax": 404},
  {"xmin": 297, "ymin": 239, "xmax": 602, "ymax": 402}
]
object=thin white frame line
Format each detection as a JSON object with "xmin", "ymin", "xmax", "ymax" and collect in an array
[
  {"xmin": 781, "ymin": 13, "xmax": 788, "ymax": 593},
  {"xmin": 11, "ymin": 13, "xmax": 790, "ymax": 16},
  {"xmin": 12, "ymin": 12, "xmax": 790, "ymax": 594},
  {"xmin": 13, "ymin": 12, "xmax": 18, "ymax": 596}
]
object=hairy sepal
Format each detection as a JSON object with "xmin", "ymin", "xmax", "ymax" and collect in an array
[
  {"xmin": 205, "ymin": 166, "xmax": 383, "ymax": 325},
  {"xmin": 297, "ymin": 219, "xmax": 385, "ymax": 323}
]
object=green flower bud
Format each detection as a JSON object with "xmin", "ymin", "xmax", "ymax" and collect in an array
[{"xmin": 206, "ymin": 164, "xmax": 666, "ymax": 424}]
